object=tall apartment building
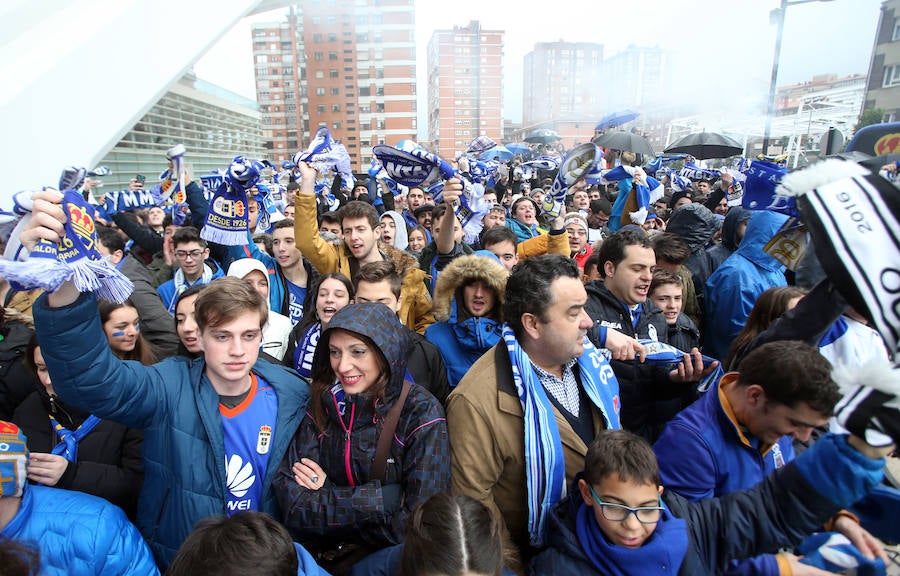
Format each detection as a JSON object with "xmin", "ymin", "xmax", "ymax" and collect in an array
[
  {"xmin": 251, "ymin": 0, "xmax": 417, "ymax": 169},
  {"xmin": 97, "ymin": 73, "xmax": 264, "ymax": 190},
  {"xmin": 427, "ymin": 21, "xmax": 503, "ymax": 160},
  {"xmin": 864, "ymin": 0, "xmax": 900, "ymax": 122},
  {"xmin": 600, "ymin": 45, "xmax": 675, "ymax": 112},
  {"xmin": 523, "ymin": 42, "xmax": 604, "ymax": 126}
]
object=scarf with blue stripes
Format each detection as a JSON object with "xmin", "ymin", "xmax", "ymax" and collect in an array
[{"xmin": 502, "ymin": 324, "xmax": 620, "ymax": 546}]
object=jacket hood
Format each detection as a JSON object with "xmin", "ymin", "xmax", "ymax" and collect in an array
[
  {"xmin": 665, "ymin": 204, "xmax": 720, "ymax": 252},
  {"xmin": 312, "ymin": 302, "xmax": 410, "ymax": 405},
  {"xmin": 735, "ymin": 210, "xmax": 789, "ymax": 271},
  {"xmin": 381, "ymin": 210, "xmax": 409, "ymax": 251},
  {"xmin": 432, "ymin": 254, "xmax": 509, "ymax": 322},
  {"xmin": 720, "ymin": 206, "xmax": 752, "ymax": 252}
]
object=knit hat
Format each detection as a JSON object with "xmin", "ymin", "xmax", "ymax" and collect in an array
[
  {"xmin": 0, "ymin": 421, "xmax": 28, "ymax": 498},
  {"xmin": 563, "ymin": 212, "xmax": 588, "ymax": 233}
]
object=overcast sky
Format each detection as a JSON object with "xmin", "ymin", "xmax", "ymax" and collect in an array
[{"xmin": 197, "ymin": 0, "xmax": 882, "ymax": 130}]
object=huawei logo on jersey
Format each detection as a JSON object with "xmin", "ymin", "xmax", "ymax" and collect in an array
[{"xmin": 225, "ymin": 454, "xmax": 256, "ymax": 498}]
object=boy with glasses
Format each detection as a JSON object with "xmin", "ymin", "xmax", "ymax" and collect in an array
[
  {"xmin": 157, "ymin": 226, "xmax": 224, "ymax": 313},
  {"xmin": 532, "ymin": 426, "xmax": 894, "ymax": 575}
]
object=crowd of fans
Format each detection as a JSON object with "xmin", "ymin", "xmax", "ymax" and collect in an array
[{"xmin": 0, "ymin": 138, "xmax": 899, "ymax": 576}]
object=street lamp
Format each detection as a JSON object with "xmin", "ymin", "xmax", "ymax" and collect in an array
[{"xmin": 762, "ymin": 0, "xmax": 836, "ymax": 155}]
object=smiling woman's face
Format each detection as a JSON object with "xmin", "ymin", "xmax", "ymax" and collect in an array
[{"xmin": 315, "ymin": 278, "xmax": 351, "ymax": 326}]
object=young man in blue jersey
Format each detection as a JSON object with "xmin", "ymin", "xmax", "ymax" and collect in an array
[
  {"xmin": 23, "ymin": 189, "xmax": 309, "ymax": 569},
  {"xmin": 227, "ymin": 219, "xmax": 318, "ymax": 326}
]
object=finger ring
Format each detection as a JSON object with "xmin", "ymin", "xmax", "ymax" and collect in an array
[{"xmin": 310, "ymin": 475, "xmax": 319, "ymax": 483}]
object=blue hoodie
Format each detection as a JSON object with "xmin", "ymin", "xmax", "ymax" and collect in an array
[{"xmin": 703, "ymin": 211, "xmax": 789, "ymax": 361}]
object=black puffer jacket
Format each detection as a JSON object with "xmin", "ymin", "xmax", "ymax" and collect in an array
[
  {"xmin": 0, "ymin": 316, "xmax": 38, "ymax": 420},
  {"xmin": 584, "ymin": 281, "xmax": 694, "ymax": 443},
  {"xmin": 274, "ymin": 303, "xmax": 450, "ymax": 551},
  {"xmin": 13, "ymin": 389, "xmax": 143, "ymax": 518}
]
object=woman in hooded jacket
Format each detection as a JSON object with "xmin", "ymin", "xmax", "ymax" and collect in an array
[{"xmin": 273, "ymin": 302, "xmax": 450, "ymax": 574}]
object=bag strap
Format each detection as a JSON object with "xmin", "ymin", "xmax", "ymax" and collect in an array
[{"xmin": 370, "ymin": 379, "xmax": 412, "ymax": 482}]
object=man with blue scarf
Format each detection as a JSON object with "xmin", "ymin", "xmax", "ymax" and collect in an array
[{"xmin": 447, "ymin": 255, "xmax": 638, "ymax": 572}]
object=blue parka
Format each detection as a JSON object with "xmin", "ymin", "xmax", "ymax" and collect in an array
[
  {"xmin": 424, "ymin": 253, "xmax": 508, "ymax": 388},
  {"xmin": 33, "ymin": 292, "xmax": 310, "ymax": 568},
  {"xmin": 1, "ymin": 484, "xmax": 158, "ymax": 575},
  {"xmin": 703, "ymin": 211, "xmax": 789, "ymax": 361}
]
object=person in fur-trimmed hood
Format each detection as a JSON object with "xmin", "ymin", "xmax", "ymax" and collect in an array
[{"xmin": 425, "ymin": 252, "xmax": 509, "ymax": 388}]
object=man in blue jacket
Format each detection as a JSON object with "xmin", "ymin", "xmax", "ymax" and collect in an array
[
  {"xmin": 25, "ymin": 187, "xmax": 309, "ymax": 569},
  {"xmin": 703, "ymin": 210, "xmax": 789, "ymax": 361},
  {"xmin": 654, "ymin": 341, "xmax": 885, "ymax": 574}
]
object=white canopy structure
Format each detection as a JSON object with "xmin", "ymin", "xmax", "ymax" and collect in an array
[{"xmin": 0, "ymin": 0, "xmax": 288, "ymax": 206}]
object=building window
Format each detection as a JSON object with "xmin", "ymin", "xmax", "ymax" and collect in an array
[
  {"xmin": 314, "ymin": 52, "xmax": 323, "ymax": 61},
  {"xmin": 883, "ymin": 65, "xmax": 900, "ymax": 88},
  {"xmin": 331, "ymin": 87, "xmax": 340, "ymax": 96},
  {"xmin": 313, "ymin": 33, "xmax": 323, "ymax": 43},
  {"xmin": 359, "ymin": 86, "xmax": 371, "ymax": 96},
  {"xmin": 317, "ymin": 105, "xmax": 326, "ymax": 114},
  {"xmin": 315, "ymin": 70, "xmax": 324, "ymax": 79},
  {"xmin": 894, "ymin": 18, "xmax": 900, "ymax": 41},
  {"xmin": 332, "ymin": 104, "xmax": 341, "ymax": 112},
  {"xmin": 316, "ymin": 87, "xmax": 326, "ymax": 96},
  {"xmin": 330, "ymin": 69, "xmax": 339, "ymax": 78},
  {"xmin": 333, "ymin": 121, "xmax": 342, "ymax": 129},
  {"xmin": 329, "ymin": 51, "xmax": 338, "ymax": 61}
]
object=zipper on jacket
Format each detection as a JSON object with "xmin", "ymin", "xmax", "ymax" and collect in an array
[{"xmin": 331, "ymin": 392, "xmax": 357, "ymax": 487}]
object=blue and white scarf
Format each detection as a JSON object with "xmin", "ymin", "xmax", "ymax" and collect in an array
[
  {"xmin": 638, "ymin": 339, "xmax": 723, "ymax": 393},
  {"xmin": 373, "ymin": 144, "xmax": 490, "ymax": 243},
  {"xmin": 201, "ymin": 156, "xmax": 260, "ymax": 245},
  {"xmin": 293, "ymin": 322, "xmax": 321, "ymax": 379},
  {"xmin": 541, "ymin": 143, "xmax": 604, "ymax": 219},
  {"xmin": 0, "ymin": 189, "xmax": 133, "ymax": 302},
  {"xmin": 679, "ymin": 162, "xmax": 720, "ymax": 182},
  {"xmin": 173, "ymin": 264, "xmax": 215, "ymax": 304},
  {"xmin": 502, "ymin": 324, "xmax": 620, "ymax": 546}
]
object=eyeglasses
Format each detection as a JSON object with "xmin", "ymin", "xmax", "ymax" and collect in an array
[
  {"xmin": 175, "ymin": 249, "xmax": 204, "ymax": 260},
  {"xmin": 589, "ymin": 486, "xmax": 663, "ymax": 524}
]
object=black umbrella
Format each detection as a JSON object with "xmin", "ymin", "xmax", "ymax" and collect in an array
[
  {"xmin": 592, "ymin": 131, "xmax": 655, "ymax": 157},
  {"xmin": 524, "ymin": 129, "xmax": 561, "ymax": 144},
  {"xmin": 664, "ymin": 132, "xmax": 743, "ymax": 160}
]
